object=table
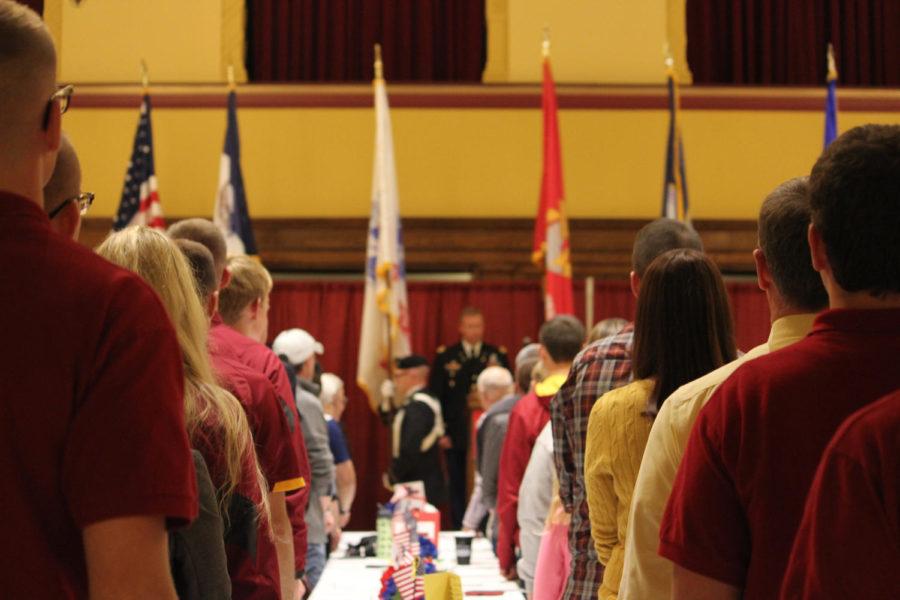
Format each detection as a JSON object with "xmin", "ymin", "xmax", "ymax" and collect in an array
[{"xmin": 310, "ymin": 531, "xmax": 525, "ymax": 600}]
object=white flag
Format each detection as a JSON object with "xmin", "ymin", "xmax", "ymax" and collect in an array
[{"xmin": 357, "ymin": 75, "xmax": 412, "ymax": 412}]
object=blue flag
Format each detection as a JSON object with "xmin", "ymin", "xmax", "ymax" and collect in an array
[
  {"xmin": 214, "ymin": 91, "xmax": 257, "ymax": 255},
  {"xmin": 824, "ymin": 45, "xmax": 839, "ymax": 148}
]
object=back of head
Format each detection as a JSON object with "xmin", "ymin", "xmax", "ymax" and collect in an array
[
  {"xmin": 320, "ymin": 373, "xmax": 344, "ymax": 407},
  {"xmin": 587, "ymin": 317, "xmax": 629, "ymax": 344},
  {"xmin": 476, "ymin": 365, "xmax": 514, "ymax": 395},
  {"xmin": 809, "ymin": 124, "xmax": 900, "ymax": 298},
  {"xmin": 167, "ymin": 218, "xmax": 228, "ymax": 285},
  {"xmin": 174, "ymin": 239, "xmax": 217, "ymax": 301},
  {"xmin": 515, "ymin": 355, "xmax": 539, "ymax": 394},
  {"xmin": 757, "ymin": 177, "xmax": 828, "ymax": 312},
  {"xmin": 219, "ymin": 255, "xmax": 273, "ymax": 324},
  {"xmin": 43, "ymin": 133, "xmax": 80, "ymax": 213},
  {"xmin": 0, "ymin": 1, "xmax": 56, "ymax": 158},
  {"xmin": 633, "ymin": 248, "xmax": 736, "ymax": 413},
  {"xmin": 538, "ymin": 315, "xmax": 586, "ymax": 364},
  {"xmin": 632, "ymin": 218, "xmax": 704, "ymax": 277},
  {"xmin": 97, "ymin": 227, "xmax": 211, "ymax": 367}
]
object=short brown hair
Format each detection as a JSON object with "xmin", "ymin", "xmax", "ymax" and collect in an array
[
  {"xmin": 758, "ymin": 177, "xmax": 827, "ymax": 312},
  {"xmin": 459, "ymin": 306, "xmax": 483, "ymax": 320},
  {"xmin": 174, "ymin": 239, "xmax": 217, "ymax": 301},
  {"xmin": 167, "ymin": 219, "xmax": 227, "ymax": 283},
  {"xmin": 538, "ymin": 315, "xmax": 586, "ymax": 363},
  {"xmin": 633, "ymin": 248, "xmax": 736, "ymax": 414},
  {"xmin": 632, "ymin": 218, "xmax": 704, "ymax": 277},
  {"xmin": 218, "ymin": 255, "xmax": 273, "ymax": 324}
]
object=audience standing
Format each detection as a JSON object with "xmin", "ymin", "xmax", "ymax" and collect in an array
[
  {"xmin": 99, "ymin": 228, "xmax": 284, "ymax": 599},
  {"xmin": 170, "ymin": 221, "xmax": 311, "ymax": 599},
  {"xmin": 431, "ymin": 307, "xmax": 510, "ymax": 528},
  {"xmin": 497, "ymin": 316, "xmax": 586, "ymax": 580},
  {"xmin": 273, "ymin": 328, "xmax": 337, "ymax": 590},
  {"xmin": 0, "ymin": 3, "xmax": 197, "ymax": 597},
  {"xmin": 620, "ymin": 177, "xmax": 827, "ymax": 599},
  {"xmin": 660, "ymin": 124, "xmax": 900, "ymax": 600},
  {"xmin": 552, "ymin": 218, "xmax": 702, "ymax": 600},
  {"xmin": 585, "ymin": 249, "xmax": 736, "ymax": 600}
]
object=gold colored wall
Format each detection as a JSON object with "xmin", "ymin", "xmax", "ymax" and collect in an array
[{"xmin": 63, "ymin": 102, "xmax": 900, "ymax": 221}]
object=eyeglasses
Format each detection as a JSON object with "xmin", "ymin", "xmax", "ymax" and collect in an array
[
  {"xmin": 48, "ymin": 192, "xmax": 94, "ymax": 220},
  {"xmin": 42, "ymin": 84, "xmax": 75, "ymax": 130}
]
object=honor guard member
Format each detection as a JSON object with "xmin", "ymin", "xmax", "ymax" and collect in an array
[
  {"xmin": 430, "ymin": 307, "xmax": 509, "ymax": 528},
  {"xmin": 386, "ymin": 355, "xmax": 448, "ymax": 506}
]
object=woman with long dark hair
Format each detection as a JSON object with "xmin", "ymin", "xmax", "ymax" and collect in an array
[{"xmin": 584, "ymin": 248, "xmax": 736, "ymax": 599}]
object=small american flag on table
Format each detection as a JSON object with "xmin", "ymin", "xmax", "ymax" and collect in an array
[{"xmin": 114, "ymin": 94, "xmax": 164, "ymax": 230}]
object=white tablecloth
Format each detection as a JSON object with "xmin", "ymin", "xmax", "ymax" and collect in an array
[{"xmin": 310, "ymin": 531, "xmax": 525, "ymax": 600}]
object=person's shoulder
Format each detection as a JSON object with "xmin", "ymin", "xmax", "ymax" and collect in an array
[
  {"xmin": 573, "ymin": 325, "xmax": 635, "ymax": 366},
  {"xmin": 434, "ymin": 342, "xmax": 460, "ymax": 358},
  {"xmin": 595, "ymin": 378, "xmax": 651, "ymax": 414},
  {"xmin": 666, "ymin": 345, "xmax": 768, "ymax": 413},
  {"xmin": 830, "ymin": 390, "xmax": 900, "ymax": 458}
]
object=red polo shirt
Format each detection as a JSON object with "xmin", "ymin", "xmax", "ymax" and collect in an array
[
  {"xmin": 660, "ymin": 308, "xmax": 900, "ymax": 600},
  {"xmin": 495, "ymin": 375, "xmax": 562, "ymax": 571},
  {"xmin": 210, "ymin": 316, "xmax": 312, "ymax": 577},
  {"xmin": 780, "ymin": 390, "xmax": 900, "ymax": 599},
  {"xmin": 0, "ymin": 191, "xmax": 197, "ymax": 598}
]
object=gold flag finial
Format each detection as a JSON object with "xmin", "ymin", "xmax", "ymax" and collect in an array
[
  {"xmin": 542, "ymin": 27, "xmax": 551, "ymax": 59},
  {"xmin": 826, "ymin": 43, "xmax": 838, "ymax": 82},
  {"xmin": 140, "ymin": 59, "xmax": 149, "ymax": 92},
  {"xmin": 374, "ymin": 43, "xmax": 384, "ymax": 81},
  {"xmin": 227, "ymin": 64, "xmax": 236, "ymax": 91}
]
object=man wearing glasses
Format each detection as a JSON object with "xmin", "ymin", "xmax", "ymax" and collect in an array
[
  {"xmin": 43, "ymin": 133, "xmax": 93, "ymax": 241},
  {"xmin": 0, "ymin": 2, "xmax": 197, "ymax": 599}
]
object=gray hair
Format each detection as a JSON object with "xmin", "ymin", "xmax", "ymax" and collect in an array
[
  {"xmin": 319, "ymin": 372, "xmax": 344, "ymax": 406},
  {"xmin": 476, "ymin": 366, "xmax": 514, "ymax": 395}
]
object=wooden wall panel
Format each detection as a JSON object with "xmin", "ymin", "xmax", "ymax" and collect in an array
[{"xmin": 79, "ymin": 217, "xmax": 758, "ymax": 278}]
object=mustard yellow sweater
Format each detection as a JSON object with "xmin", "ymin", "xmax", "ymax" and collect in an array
[{"xmin": 584, "ymin": 378, "xmax": 655, "ymax": 600}]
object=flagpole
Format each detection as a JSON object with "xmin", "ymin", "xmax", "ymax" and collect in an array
[{"xmin": 140, "ymin": 59, "xmax": 149, "ymax": 94}]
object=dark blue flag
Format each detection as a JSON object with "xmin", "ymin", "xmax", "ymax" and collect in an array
[{"xmin": 214, "ymin": 91, "xmax": 257, "ymax": 255}]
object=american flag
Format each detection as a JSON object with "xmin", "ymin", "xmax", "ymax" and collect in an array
[{"xmin": 114, "ymin": 94, "xmax": 164, "ymax": 230}]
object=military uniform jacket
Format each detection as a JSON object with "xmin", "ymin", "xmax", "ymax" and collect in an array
[
  {"xmin": 390, "ymin": 389, "xmax": 447, "ymax": 505},
  {"xmin": 429, "ymin": 341, "xmax": 509, "ymax": 449}
]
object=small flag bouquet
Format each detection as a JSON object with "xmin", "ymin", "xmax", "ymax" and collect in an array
[{"xmin": 378, "ymin": 485, "xmax": 439, "ymax": 600}]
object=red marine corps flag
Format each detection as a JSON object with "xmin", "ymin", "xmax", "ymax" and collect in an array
[{"xmin": 532, "ymin": 34, "xmax": 574, "ymax": 319}]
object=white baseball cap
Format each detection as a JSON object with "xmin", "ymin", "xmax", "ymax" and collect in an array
[{"xmin": 272, "ymin": 328, "xmax": 324, "ymax": 366}]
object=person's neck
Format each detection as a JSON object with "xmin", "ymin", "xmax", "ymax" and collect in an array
[
  {"xmin": 230, "ymin": 319, "xmax": 256, "ymax": 341},
  {"xmin": 828, "ymin": 289, "xmax": 900, "ymax": 310},
  {"xmin": 0, "ymin": 162, "xmax": 44, "ymax": 206},
  {"xmin": 545, "ymin": 362, "xmax": 572, "ymax": 378}
]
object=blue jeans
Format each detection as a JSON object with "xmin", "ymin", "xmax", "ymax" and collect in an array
[{"xmin": 306, "ymin": 543, "xmax": 327, "ymax": 590}]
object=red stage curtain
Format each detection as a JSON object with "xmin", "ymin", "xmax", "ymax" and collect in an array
[
  {"xmin": 268, "ymin": 278, "xmax": 770, "ymax": 529},
  {"xmin": 687, "ymin": 0, "xmax": 900, "ymax": 85},
  {"xmin": 246, "ymin": 0, "xmax": 486, "ymax": 82}
]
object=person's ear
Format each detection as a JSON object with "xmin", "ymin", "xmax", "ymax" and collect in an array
[
  {"xmin": 219, "ymin": 267, "xmax": 232, "ymax": 290},
  {"xmin": 808, "ymin": 223, "xmax": 828, "ymax": 273},
  {"xmin": 249, "ymin": 297, "xmax": 262, "ymax": 320},
  {"xmin": 44, "ymin": 104, "xmax": 62, "ymax": 153},
  {"xmin": 205, "ymin": 291, "xmax": 219, "ymax": 320},
  {"xmin": 629, "ymin": 271, "xmax": 640, "ymax": 298},
  {"xmin": 752, "ymin": 248, "xmax": 771, "ymax": 293}
]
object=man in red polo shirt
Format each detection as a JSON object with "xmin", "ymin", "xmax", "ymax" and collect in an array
[
  {"xmin": 0, "ymin": 3, "xmax": 197, "ymax": 598},
  {"xmin": 780, "ymin": 389, "xmax": 900, "ymax": 599},
  {"xmin": 496, "ymin": 315, "xmax": 586, "ymax": 579},
  {"xmin": 660, "ymin": 124, "xmax": 900, "ymax": 600}
]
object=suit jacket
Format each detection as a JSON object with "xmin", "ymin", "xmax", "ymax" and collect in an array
[{"xmin": 429, "ymin": 341, "xmax": 509, "ymax": 449}]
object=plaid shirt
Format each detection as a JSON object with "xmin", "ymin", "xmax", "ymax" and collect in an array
[{"xmin": 552, "ymin": 324, "xmax": 634, "ymax": 599}]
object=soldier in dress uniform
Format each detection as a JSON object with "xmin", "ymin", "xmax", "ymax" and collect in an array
[
  {"xmin": 430, "ymin": 307, "xmax": 509, "ymax": 528},
  {"xmin": 386, "ymin": 355, "xmax": 448, "ymax": 506}
]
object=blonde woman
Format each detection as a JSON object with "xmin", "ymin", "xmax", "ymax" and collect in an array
[{"xmin": 97, "ymin": 227, "xmax": 275, "ymax": 599}]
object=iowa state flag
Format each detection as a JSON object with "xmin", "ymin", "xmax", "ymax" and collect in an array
[
  {"xmin": 661, "ymin": 63, "xmax": 689, "ymax": 222},
  {"xmin": 532, "ymin": 57, "xmax": 574, "ymax": 320},
  {"xmin": 114, "ymin": 95, "xmax": 164, "ymax": 230},
  {"xmin": 214, "ymin": 90, "xmax": 258, "ymax": 255}
]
